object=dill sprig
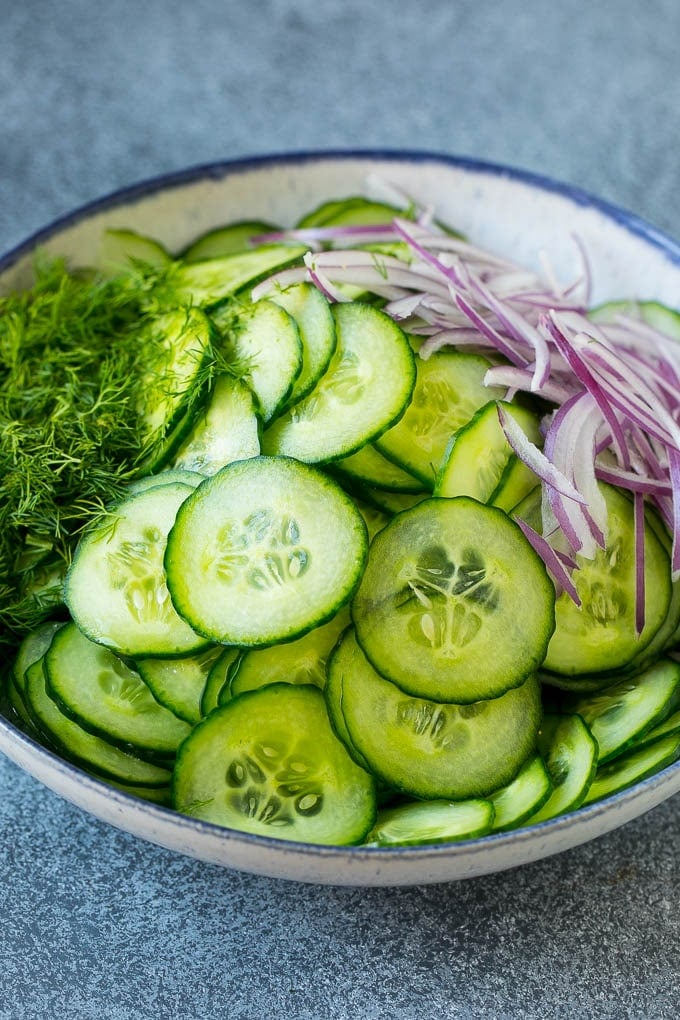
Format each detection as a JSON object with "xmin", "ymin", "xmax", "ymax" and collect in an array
[{"xmin": 0, "ymin": 256, "xmax": 162, "ymax": 642}]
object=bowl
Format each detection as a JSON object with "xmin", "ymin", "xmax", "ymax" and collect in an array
[{"xmin": 2, "ymin": 149, "xmax": 680, "ymax": 886}]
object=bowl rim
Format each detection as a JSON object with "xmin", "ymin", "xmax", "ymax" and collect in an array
[{"xmin": 2, "ymin": 147, "xmax": 680, "ymax": 880}]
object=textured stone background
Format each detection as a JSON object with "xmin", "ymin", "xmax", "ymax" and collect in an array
[{"xmin": 2, "ymin": 1, "xmax": 680, "ymax": 1017}]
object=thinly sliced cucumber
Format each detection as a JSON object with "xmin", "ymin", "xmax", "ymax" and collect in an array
[
  {"xmin": 266, "ymin": 282, "xmax": 337, "ymax": 405},
  {"xmin": 165, "ymin": 456, "xmax": 368, "ymax": 646},
  {"xmin": 589, "ymin": 300, "xmax": 680, "ymax": 341},
  {"xmin": 296, "ymin": 197, "xmax": 401, "ymax": 229},
  {"xmin": 11, "ymin": 620, "xmax": 64, "ymax": 700},
  {"xmin": 172, "ymin": 683, "xmax": 376, "ymax": 845},
  {"xmin": 169, "ymin": 245, "xmax": 307, "ymax": 306},
  {"xmin": 527, "ymin": 714, "xmax": 598, "ymax": 823},
  {"xmin": 375, "ymin": 350, "xmax": 505, "ymax": 486},
  {"xmin": 356, "ymin": 487, "xmax": 428, "ymax": 516},
  {"xmin": 261, "ymin": 303, "xmax": 416, "ymax": 463},
  {"xmin": 135, "ymin": 307, "xmax": 214, "ymax": 470},
  {"xmin": 212, "ymin": 300, "xmax": 303, "ymax": 423},
  {"xmin": 44, "ymin": 623, "xmax": 191, "ymax": 758},
  {"xmin": 137, "ymin": 645, "xmax": 223, "ymax": 725},
  {"xmin": 65, "ymin": 482, "xmax": 207, "ymax": 658},
  {"xmin": 172, "ymin": 374, "xmax": 261, "ymax": 474},
  {"xmin": 566, "ymin": 658, "xmax": 680, "ymax": 763},
  {"xmin": 329, "ymin": 628, "xmax": 542, "ymax": 800},
  {"xmin": 228, "ymin": 607, "xmax": 349, "ymax": 698},
  {"xmin": 489, "ymin": 459, "xmax": 539, "ymax": 512},
  {"xmin": 323, "ymin": 634, "xmax": 372, "ymax": 771},
  {"xmin": 634, "ymin": 706, "xmax": 680, "ymax": 750},
  {"xmin": 334, "ymin": 443, "xmax": 426, "ymax": 494},
  {"xmin": 543, "ymin": 484, "xmax": 672, "ymax": 676},
  {"xmin": 100, "ymin": 228, "xmax": 172, "ymax": 272},
  {"xmin": 181, "ymin": 220, "xmax": 279, "ymax": 262},
  {"xmin": 128, "ymin": 469, "xmax": 204, "ymax": 495},
  {"xmin": 434, "ymin": 400, "xmax": 541, "ymax": 501},
  {"xmin": 352, "ymin": 497, "xmax": 555, "ymax": 703},
  {"xmin": 365, "ymin": 798, "xmax": 495, "ymax": 847},
  {"xmin": 583, "ymin": 732, "xmax": 680, "ymax": 804},
  {"xmin": 489, "ymin": 756, "xmax": 552, "ymax": 831},
  {"xmin": 25, "ymin": 657, "xmax": 172, "ymax": 787},
  {"xmin": 200, "ymin": 647, "xmax": 241, "ymax": 716}
]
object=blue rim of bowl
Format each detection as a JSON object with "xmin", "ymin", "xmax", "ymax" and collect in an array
[{"xmin": 1, "ymin": 147, "xmax": 680, "ymax": 871}]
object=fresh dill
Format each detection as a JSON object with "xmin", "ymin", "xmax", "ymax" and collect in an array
[{"xmin": 0, "ymin": 256, "xmax": 166, "ymax": 642}]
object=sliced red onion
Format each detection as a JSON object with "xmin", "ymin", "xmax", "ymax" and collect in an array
[{"xmin": 515, "ymin": 518, "xmax": 582, "ymax": 605}]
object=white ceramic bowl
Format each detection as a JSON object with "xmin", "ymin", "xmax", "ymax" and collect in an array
[{"xmin": 2, "ymin": 150, "xmax": 680, "ymax": 886}]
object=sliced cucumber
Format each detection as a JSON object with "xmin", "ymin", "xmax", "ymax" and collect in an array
[
  {"xmin": 488, "ymin": 755, "xmax": 552, "ymax": 832},
  {"xmin": 44, "ymin": 623, "xmax": 191, "ymax": 758},
  {"xmin": 228, "ymin": 607, "xmax": 350, "ymax": 698},
  {"xmin": 171, "ymin": 373, "xmax": 261, "ymax": 475},
  {"xmin": 181, "ymin": 220, "xmax": 279, "ymax": 262},
  {"xmin": 365, "ymin": 798, "xmax": 495, "ymax": 847},
  {"xmin": 589, "ymin": 299, "xmax": 680, "ymax": 341},
  {"xmin": 566, "ymin": 658, "xmax": 680, "ymax": 764},
  {"xmin": 128, "ymin": 469, "xmax": 204, "ymax": 495},
  {"xmin": 489, "ymin": 459, "xmax": 539, "ymax": 513},
  {"xmin": 135, "ymin": 307, "xmax": 214, "ymax": 470},
  {"xmin": 266, "ymin": 282, "xmax": 337, "ymax": 405},
  {"xmin": 99, "ymin": 228, "xmax": 172, "ymax": 273},
  {"xmin": 172, "ymin": 683, "xmax": 376, "ymax": 845},
  {"xmin": 65, "ymin": 482, "xmax": 207, "ymax": 659},
  {"xmin": 169, "ymin": 245, "xmax": 307, "ymax": 306},
  {"xmin": 434, "ymin": 399, "xmax": 541, "ymax": 501},
  {"xmin": 527, "ymin": 714, "xmax": 598, "ymax": 823},
  {"xmin": 165, "ymin": 456, "xmax": 368, "ymax": 646},
  {"xmin": 329, "ymin": 628, "xmax": 542, "ymax": 800},
  {"xmin": 351, "ymin": 497, "xmax": 555, "ymax": 703},
  {"xmin": 212, "ymin": 299, "xmax": 303, "ymax": 423},
  {"xmin": 296, "ymin": 197, "xmax": 401, "ymax": 229},
  {"xmin": 261, "ymin": 302, "xmax": 416, "ymax": 463},
  {"xmin": 137, "ymin": 645, "xmax": 224, "ymax": 725},
  {"xmin": 375, "ymin": 350, "xmax": 505, "ymax": 487},
  {"xmin": 543, "ymin": 484, "xmax": 672, "ymax": 676},
  {"xmin": 334, "ymin": 443, "xmax": 426, "ymax": 494},
  {"xmin": 200, "ymin": 647, "xmax": 242, "ymax": 717},
  {"xmin": 583, "ymin": 731, "xmax": 680, "ymax": 805},
  {"xmin": 25, "ymin": 657, "xmax": 173, "ymax": 787}
]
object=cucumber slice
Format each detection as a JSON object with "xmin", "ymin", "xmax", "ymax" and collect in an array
[
  {"xmin": 171, "ymin": 374, "xmax": 261, "ymax": 474},
  {"xmin": 135, "ymin": 307, "xmax": 214, "ymax": 470},
  {"xmin": 99, "ymin": 228, "xmax": 171, "ymax": 272},
  {"xmin": 365, "ymin": 798, "xmax": 495, "ymax": 847},
  {"xmin": 434, "ymin": 399, "xmax": 541, "ymax": 501},
  {"xmin": 200, "ymin": 647, "xmax": 242, "ymax": 716},
  {"xmin": 489, "ymin": 755, "xmax": 552, "ymax": 831},
  {"xmin": 296, "ymin": 197, "xmax": 401, "ymax": 229},
  {"xmin": 212, "ymin": 299, "xmax": 303, "ymax": 423},
  {"xmin": 181, "ymin": 220, "xmax": 279, "ymax": 262},
  {"xmin": 172, "ymin": 683, "xmax": 376, "ymax": 845},
  {"xmin": 165, "ymin": 456, "xmax": 368, "ymax": 646},
  {"xmin": 334, "ymin": 443, "xmax": 426, "ymax": 494},
  {"xmin": 329, "ymin": 628, "xmax": 542, "ymax": 800},
  {"xmin": 137, "ymin": 645, "xmax": 224, "ymax": 725},
  {"xmin": 228, "ymin": 607, "xmax": 350, "ymax": 698},
  {"xmin": 267, "ymin": 283, "xmax": 337, "ymax": 405},
  {"xmin": 589, "ymin": 299, "xmax": 680, "ymax": 341},
  {"xmin": 25, "ymin": 657, "xmax": 172, "ymax": 787},
  {"xmin": 128, "ymin": 469, "xmax": 204, "ymax": 495},
  {"xmin": 261, "ymin": 303, "xmax": 416, "ymax": 463},
  {"xmin": 527, "ymin": 714, "xmax": 598, "ymax": 823},
  {"xmin": 583, "ymin": 731, "xmax": 680, "ymax": 805},
  {"xmin": 488, "ymin": 459, "xmax": 539, "ymax": 513},
  {"xmin": 169, "ymin": 245, "xmax": 307, "ymax": 306},
  {"xmin": 11, "ymin": 619, "xmax": 64, "ymax": 700},
  {"xmin": 566, "ymin": 658, "xmax": 680, "ymax": 764},
  {"xmin": 543, "ymin": 484, "xmax": 672, "ymax": 676},
  {"xmin": 44, "ymin": 623, "xmax": 191, "ymax": 758},
  {"xmin": 375, "ymin": 350, "xmax": 505, "ymax": 487},
  {"xmin": 65, "ymin": 482, "xmax": 207, "ymax": 659},
  {"xmin": 351, "ymin": 497, "xmax": 555, "ymax": 703}
]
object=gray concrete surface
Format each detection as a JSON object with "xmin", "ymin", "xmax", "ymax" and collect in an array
[{"xmin": 2, "ymin": 1, "xmax": 680, "ymax": 1016}]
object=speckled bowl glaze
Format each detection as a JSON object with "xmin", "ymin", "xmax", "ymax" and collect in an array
[{"xmin": 2, "ymin": 151, "xmax": 680, "ymax": 886}]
